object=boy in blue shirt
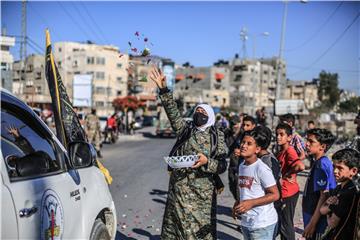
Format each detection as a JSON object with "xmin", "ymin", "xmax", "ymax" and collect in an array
[{"xmin": 302, "ymin": 128, "xmax": 336, "ymax": 240}]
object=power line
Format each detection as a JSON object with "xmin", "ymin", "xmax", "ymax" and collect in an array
[
  {"xmin": 285, "ymin": 2, "xmax": 343, "ymax": 52},
  {"xmin": 57, "ymin": 2, "xmax": 93, "ymax": 41},
  {"xmin": 27, "ymin": 2, "xmax": 62, "ymax": 40},
  {"xmin": 289, "ymin": 11, "xmax": 360, "ymax": 77},
  {"xmin": 70, "ymin": 2, "xmax": 104, "ymax": 44},
  {"xmin": 13, "ymin": 35, "xmax": 43, "ymax": 53},
  {"xmin": 79, "ymin": 1, "xmax": 110, "ymax": 44}
]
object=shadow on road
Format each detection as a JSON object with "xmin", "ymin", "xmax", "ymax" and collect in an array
[
  {"xmin": 133, "ymin": 228, "xmax": 161, "ymax": 240},
  {"xmin": 152, "ymin": 198, "xmax": 167, "ymax": 205},
  {"xmin": 115, "ymin": 231, "xmax": 137, "ymax": 240},
  {"xmin": 217, "ymin": 204, "xmax": 233, "ymax": 217},
  {"xmin": 142, "ymin": 132, "xmax": 157, "ymax": 138},
  {"xmin": 217, "ymin": 230, "xmax": 240, "ymax": 240},
  {"xmin": 217, "ymin": 218, "xmax": 239, "ymax": 232},
  {"xmin": 149, "ymin": 189, "xmax": 168, "ymax": 196}
]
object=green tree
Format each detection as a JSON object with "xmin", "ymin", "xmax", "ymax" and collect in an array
[
  {"xmin": 338, "ymin": 97, "xmax": 360, "ymax": 113},
  {"xmin": 318, "ymin": 70, "xmax": 340, "ymax": 110}
]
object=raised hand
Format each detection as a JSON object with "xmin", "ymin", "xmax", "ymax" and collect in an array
[
  {"xmin": 7, "ymin": 125, "xmax": 20, "ymax": 138},
  {"xmin": 149, "ymin": 66, "xmax": 166, "ymax": 89}
]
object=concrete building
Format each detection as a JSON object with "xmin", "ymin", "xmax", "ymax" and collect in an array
[
  {"xmin": 285, "ymin": 79, "xmax": 319, "ymax": 110},
  {"xmin": 13, "ymin": 54, "xmax": 51, "ymax": 107},
  {"xmin": 174, "ymin": 65, "xmax": 230, "ymax": 109},
  {"xmin": 229, "ymin": 57, "xmax": 282, "ymax": 115},
  {"xmin": 12, "ymin": 41, "xmax": 129, "ymax": 116},
  {"xmin": 53, "ymin": 42, "xmax": 129, "ymax": 116},
  {"xmin": 1, "ymin": 34, "xmax": 15, "ymax": 92}
]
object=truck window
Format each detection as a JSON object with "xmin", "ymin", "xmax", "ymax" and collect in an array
[{"xmin": 1, "ymin": 104, "xmax": 63, "ymax": 180}]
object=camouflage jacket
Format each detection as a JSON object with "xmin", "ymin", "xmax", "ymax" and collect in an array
[{"xmin": 159, "ymin": 90, "xmax": 227, "ymax": 240}]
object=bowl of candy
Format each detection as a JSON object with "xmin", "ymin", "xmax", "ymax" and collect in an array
[{"xmin": 164, "ymin": 155, "xmax": 199, "ymax": 168}]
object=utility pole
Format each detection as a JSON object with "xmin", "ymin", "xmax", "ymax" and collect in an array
[
  {"xmin": 240, "ymin": 27, "xmax": 248, "ymax": 59},
  {"xmin": 20, "ymin": 0, "xmax": 27, "ymax": 97},
  {"xmin": 275, "ymin": 1, "xmax": 288, "ymax": 101}
]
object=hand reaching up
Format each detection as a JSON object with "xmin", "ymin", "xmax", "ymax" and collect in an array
[{"xmin": 149, "ymin": 66, "xmax": 167, "ymax": 89}]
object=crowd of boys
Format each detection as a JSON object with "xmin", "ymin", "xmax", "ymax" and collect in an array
[{"xmin": 218, "ymin": 112, "xmax": 360, "ymax": 240}]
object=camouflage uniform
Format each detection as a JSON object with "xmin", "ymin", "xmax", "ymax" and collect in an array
[
  {"xmin": 85, "ymin": 113, "xmax": 101, "ymax": 151},
  {"xmin": 159, "ymin": 90, "xmax": 227, "ymax": 240}
]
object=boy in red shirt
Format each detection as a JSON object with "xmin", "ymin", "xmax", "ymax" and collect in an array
[{"xmin": 276, "ymin": 123, "xmax": 305, "ymax": 240}]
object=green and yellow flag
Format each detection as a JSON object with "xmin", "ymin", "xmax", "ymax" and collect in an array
[{"xmin": 45, "ymin": 29, "xmax": 112, "ymax": 184}]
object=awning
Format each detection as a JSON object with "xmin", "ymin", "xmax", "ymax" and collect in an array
[
  {"xmin": 195, "ymin": 73, "xmax": 205, "ymax": 80},
  {"xmin": 175, "ymin": 74, "xmax": 185, "ymax": 81},
  {"xmin": 215, "ymin": 73, "xmax": 224, "ymax": 80},
  {"xmin": 139, "ymin": 95, "xmax": 156, "ymax": 101}
]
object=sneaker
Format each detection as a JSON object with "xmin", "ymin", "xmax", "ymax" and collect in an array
[{"xmin": 97, "ymin": 151, "xmax": 103, "ymax": 158}]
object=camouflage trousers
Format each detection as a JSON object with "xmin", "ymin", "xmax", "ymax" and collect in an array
[
  {"xmin": 87, "ymin": 130, "xmax": 101, "ymax": 151},
  {"xmin": 161, "ymin": 180, "xmax": 217, "ymax": 240}
]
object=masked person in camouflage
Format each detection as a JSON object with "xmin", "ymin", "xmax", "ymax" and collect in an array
[{"xmin": 149, "ymin": 67, "xmax": 228, "ymax": 240}]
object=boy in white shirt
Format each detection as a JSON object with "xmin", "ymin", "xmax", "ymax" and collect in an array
[{"xmin": 233, "ymin": 130, "xmax": 280, "ymax": 240}]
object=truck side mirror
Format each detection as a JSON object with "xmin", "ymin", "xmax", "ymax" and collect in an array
[{"xmin": 68, "ymin": 141, "xmax": 96, "ymax": 168}]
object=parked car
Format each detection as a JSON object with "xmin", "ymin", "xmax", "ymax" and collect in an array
[
  {"xmin": 134, "ymin": 116, "xmax": 143, "ymax": 130},
  {"xmin": 1, "ymin": 89, "xmax": 117, "ymax": 240}
]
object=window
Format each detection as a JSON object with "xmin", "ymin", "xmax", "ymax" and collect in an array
[
  {"xmin": 87, "ymin": 57, "xmax": 95, "ymax": 64},
  {"xmin": 96, "ymin": 57, "xmax": 105, "ymax": 65},
  {"xmin": 96, "ymin": 72, "xmax": 105, "ymax": 80},
  {"xmin": 96, "ymin": 87, "xmax": 105, "ymax": 94},
  {"xmin": 234, "ymin": 74, "xmax": 242, "ymax": 82},
  {"xmin": 117, "ymin": 77, "xmax": 122, "ymax": 82},
  {"xmin": 1, "ymin": 103, "xmax": 63, "ymax": 180},
  {"xmin": 117, "ymin": 63, "xmax": 122, "ymax": 68},
  {"xmin": 58, "ymin": 47, "xmax": 62, "ymax": 52},
  {"xmin": 36, "ymin": 86, "xmax": 41, "ymax": 93},
  {"xmin": 58, "ymin": 61, "xmax": 62, "ymax": 69},
  {"xmin": 73, "ymin": 60, "xmax": 78, "ymax": 68},
  {"xmin": 1, "ymin": 62, "xmax": 8, "ymax": 71},
  {"xmin": 1, "ymin": 45, "xmax": 10, "ymax": 51},
  {"xmin": 117, "ymin": 91, "xmax": 122, "ymax": 95},
  {"xmin": 95, "ymin": 101, "xmax": 104, "ymax": 107}
]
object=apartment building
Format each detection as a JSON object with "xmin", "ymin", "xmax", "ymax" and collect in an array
[
  {"xmin": 174, "ymin": 65, "xmax": 230, "ymax": 109},
  {"xmin": 285, "ymin": 79, "xmax": 319, "ymax": 110},
  {"xmin": 229, "ymin": 57, "xmax": 285, "ymax": 115},
  {"xmin": 53, "ymin": 42, "xmax": 129, "ymax": 116},
  {"xmin": 13, "ymin": 54, "xmax": 51, "ymax": 106},
  {"xmin": 12, "ymin": 41, "xmax": 128, "ymax": 116},
  {"xmin": 1, "ymin": 34, "xmax": 15, "ymax": 92}
]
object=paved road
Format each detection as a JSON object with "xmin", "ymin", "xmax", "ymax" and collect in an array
[{"xmin": 100, "ymin": 127, "xmax": 317, "ymax": 240}]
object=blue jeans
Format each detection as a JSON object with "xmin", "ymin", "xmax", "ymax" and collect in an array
[{"xmin": 241, "ymin": 222, "xmax": 277, "ymax": 240}]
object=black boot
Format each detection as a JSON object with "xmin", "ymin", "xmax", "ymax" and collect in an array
[{"xmin": 97, "ymin": 150, "xmax": 103, "ymax": 158}]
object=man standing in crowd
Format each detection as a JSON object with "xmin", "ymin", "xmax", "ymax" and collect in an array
[{"xmin": 85, "ymin": 108, "xmax": 102, "ymax": 158}]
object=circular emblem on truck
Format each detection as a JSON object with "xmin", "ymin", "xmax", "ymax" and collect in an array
[{"xmin": 40, "ymin": 189, "xmax": 64, "ymax": 240}]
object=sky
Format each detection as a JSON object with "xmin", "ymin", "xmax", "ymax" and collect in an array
[{"xmin": 2, "ymin": 1, "xmax": 359, "ymax": 94}]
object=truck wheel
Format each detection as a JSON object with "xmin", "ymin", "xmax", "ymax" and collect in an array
[{"xmin": 90, "ymin": 219, "xmax": 110, "ymax": 240}]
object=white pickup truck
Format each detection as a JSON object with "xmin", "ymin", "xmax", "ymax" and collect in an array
[{"xmin": 1, "ymin": 89, "xmax": 117, "ymax": 240}]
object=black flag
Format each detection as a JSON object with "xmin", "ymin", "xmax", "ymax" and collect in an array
[
  {"xmin": 45, "ymin": 30, "xmax": 112, "ymax": 184},
  {"xmin": 45, "ymin": 29, "xmax": 87, "ymax": 146}
]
